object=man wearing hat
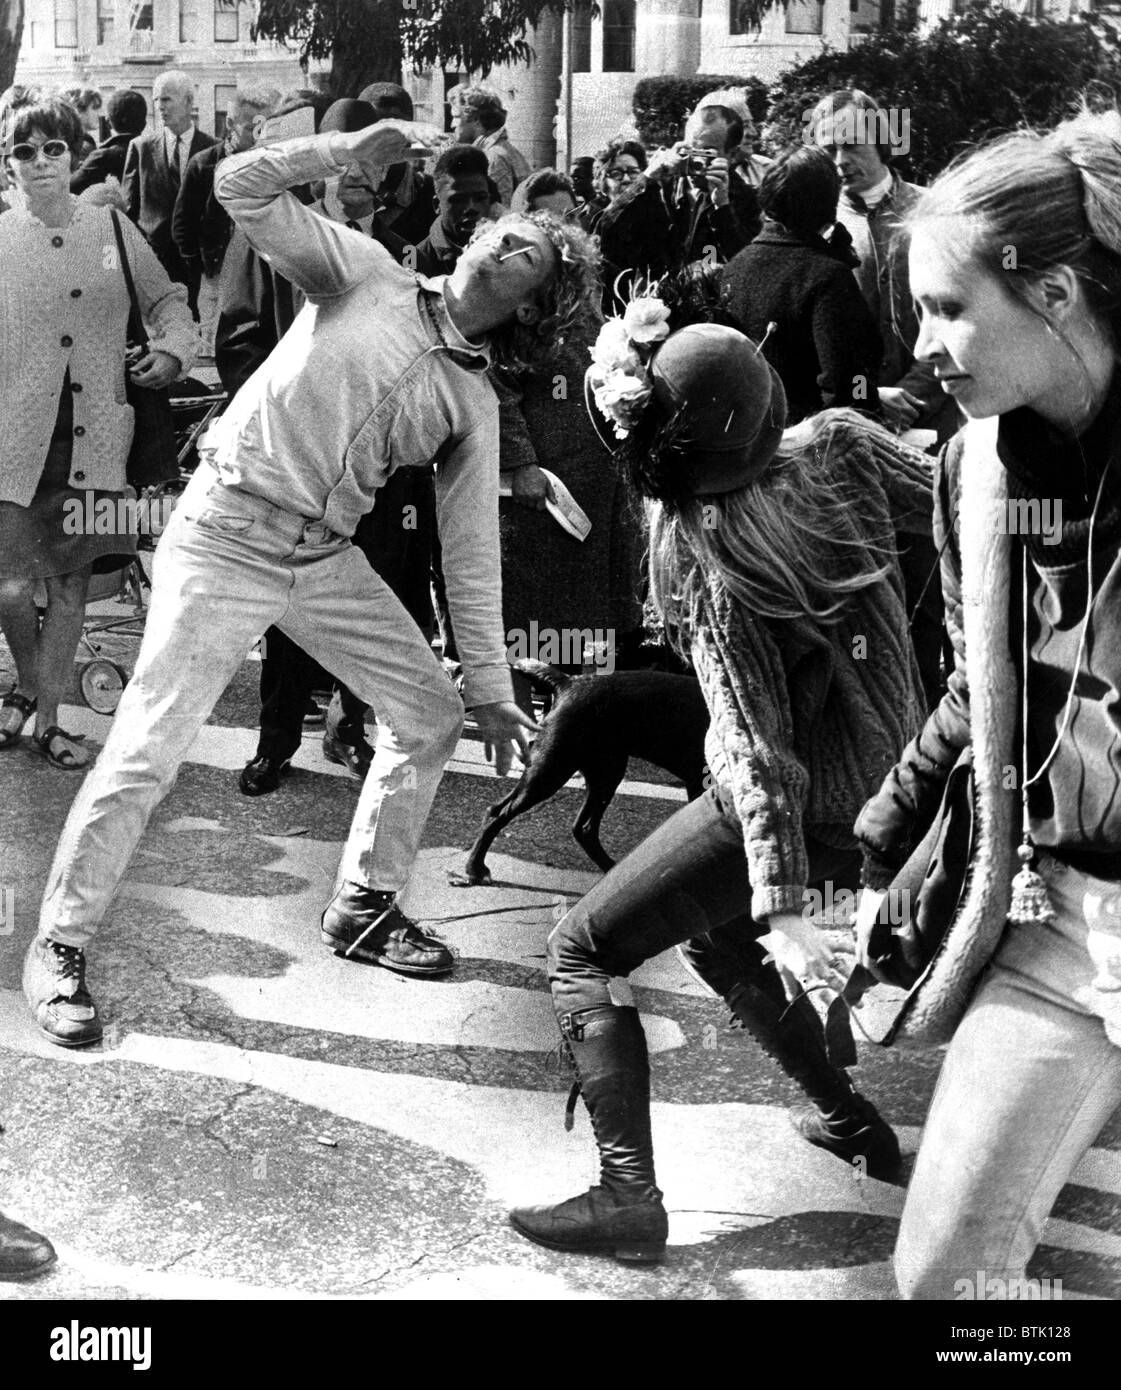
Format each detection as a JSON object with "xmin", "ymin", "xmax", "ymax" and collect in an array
[
  {"xmin": 512, "ymin": 319, "xmax": 934, "ymax": 1262},
  {"xmin": 25, "ymin": 115, "xmax": 600, "ymax": 1048}
]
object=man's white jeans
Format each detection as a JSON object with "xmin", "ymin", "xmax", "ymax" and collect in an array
[
  {"xmin": 39, "ymin": 465, "xmax": 463, "ymax": 948},
  {"xmin": 895, "ymin": 853, "xmax": 1121, "ymax": 1299}
]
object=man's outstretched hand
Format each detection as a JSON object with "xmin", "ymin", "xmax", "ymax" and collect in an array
[{"xmin": 472, "ymin": 701, "xmax": 539, "ymax": 777}]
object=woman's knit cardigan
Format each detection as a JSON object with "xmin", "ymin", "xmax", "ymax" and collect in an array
[
  {"xmin": 692, "ymin": 415, "xmax": 934, "ymax": 921},
  {"xmin": 0, "ymin": 196, "xmax": 197, "ymax": 506}
]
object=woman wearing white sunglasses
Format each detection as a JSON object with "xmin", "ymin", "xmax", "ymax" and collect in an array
[{"xmin": 0, "ymin": 98, "xmax": 195, "ymax": 769}]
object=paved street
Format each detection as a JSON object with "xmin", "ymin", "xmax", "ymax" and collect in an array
[{"xmin": 1, "ymin": 614, "xmax": 1119, "ymax": 1302}]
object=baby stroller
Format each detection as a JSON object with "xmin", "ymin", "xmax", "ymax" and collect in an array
[{"xmin": 73, "ymin": 386, "xmax": 226, "ymax": 714}]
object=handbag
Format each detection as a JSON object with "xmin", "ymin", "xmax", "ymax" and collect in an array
[
  {"xmin": 110, "ymin": 211, "xmax": 180, "ymax": 489},
  {"xmin": 850, "ymin": 744, "xmax": 976, "ymax": 1046}
]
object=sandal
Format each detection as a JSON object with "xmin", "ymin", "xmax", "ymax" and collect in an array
[
  {"xmin": 34, "ymin": 725, "xmax": 91, "ymax": 772},
  {"xmin": 0, "ymin": 691, "xmax": 37, "ymax": 751}
]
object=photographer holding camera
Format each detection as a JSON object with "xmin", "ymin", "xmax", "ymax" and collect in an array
[{"xmin": 594, "ymin": 103, "xmax": 761, "ymax": 307}]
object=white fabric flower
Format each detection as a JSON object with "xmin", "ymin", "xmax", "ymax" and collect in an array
[
  {"xmin": 591, "ymin": 369, "xmax": 652, "ymax": 439},
  {"xmin": 622, "ymin": 296, "xmax": 671, "ymax": 345},
  {"xmin": 589, "ymin": 317, "xmax": 642, "ymax": 377}
]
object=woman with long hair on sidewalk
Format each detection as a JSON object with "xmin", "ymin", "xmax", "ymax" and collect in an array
[
  {"xmin": 508, "ymin": 294, "xmax": 935, "ymax": 1263},
  {"xmin": 854, "ymin": 108, "xmax": 1121, "ymax": 1300}
]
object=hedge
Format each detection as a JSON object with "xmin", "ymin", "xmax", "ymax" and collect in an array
[
  {"xmin": 632, "ymin": 73, "xmax": 770, "ymax": 150},
  {"xmin": 763, "ymin": 5, "xmax": 1121, "ymax": 184}
]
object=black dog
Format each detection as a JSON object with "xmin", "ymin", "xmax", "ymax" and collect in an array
[{"xmin": 453, "ymin": 660, "xmax": 710, "ymax": 885}]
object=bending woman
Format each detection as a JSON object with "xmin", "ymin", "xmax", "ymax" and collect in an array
[
  {"xmin": 854, "ymin": 109, "xmax": 1121, "ymax": 1300},
  {"xmin": 510, "ymin": 314, "xmax": 935, "ymax": 1262}
]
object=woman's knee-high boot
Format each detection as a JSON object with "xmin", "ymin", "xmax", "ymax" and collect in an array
[
  {"xmin": 726, "ymin": 978, "xmax": 902, "ymax": 1181},
  {"xmin": 509, "ymin": 1004, "xmax": 669, "ymax": 1262}
]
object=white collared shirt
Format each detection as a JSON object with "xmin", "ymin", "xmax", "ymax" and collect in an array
[
  {"xmin": 164, "ymin": 124, "xmax": 195, "ymax": 175},
  {"xmin": 859, "ymin": 170, "xmax": 894, "ymax": 209}
]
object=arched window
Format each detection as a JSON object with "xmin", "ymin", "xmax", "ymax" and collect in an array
[{"xmin": 603, "ymin": 0, "xmax": 636, "ymax": 73}]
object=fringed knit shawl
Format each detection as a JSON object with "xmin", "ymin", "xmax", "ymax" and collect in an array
[
  {"xmin": 892, "ymin": 417, "xmax": 1018, "ymax": 1043},
  {"xmin": 690, "ymin": 417, "xmax": 932, "ymax": 923}
]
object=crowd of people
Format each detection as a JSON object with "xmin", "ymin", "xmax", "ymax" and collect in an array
[{"xmin": 1, "ymin": 64, "xmax": 1120, "ymax": 1306}]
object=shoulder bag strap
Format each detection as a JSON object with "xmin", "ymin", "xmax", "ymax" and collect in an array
[{"xmin": 110, "ymin": 209, "xmax": 150, "ymax": 351}]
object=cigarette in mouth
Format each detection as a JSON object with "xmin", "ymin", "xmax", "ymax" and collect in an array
[{"xmin": 498, "ymin": 247, "xmax": 533, "ymax": 261}]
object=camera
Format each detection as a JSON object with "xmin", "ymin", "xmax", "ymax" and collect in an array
[{"xmin": 687, "ymin": 147, "xmax": 717, "ymax": 178}]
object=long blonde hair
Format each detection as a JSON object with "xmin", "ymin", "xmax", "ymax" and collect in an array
[{"xmin": 648, "ymin": 411, "xmax": 893, "ymax": 653}]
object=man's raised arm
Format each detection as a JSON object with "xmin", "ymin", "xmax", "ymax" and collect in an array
[{"xmin": 214, "ymin": 122, "xmax": 433, "ymax": 300}]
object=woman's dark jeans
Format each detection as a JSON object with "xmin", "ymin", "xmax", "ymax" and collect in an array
[{"xmin": 547, "ymin": 786, "xmax": 860, "ymax": 1018}]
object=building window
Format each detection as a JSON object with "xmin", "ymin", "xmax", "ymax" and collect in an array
[
  {"xmin": 133, "ymin": 2, "xmax": 154, "ymax": 30},
  {"xmin": 96, "ymin": 0, "xmax": 114, "ymax": 45},
  {"xmin": 214, "ymin": 84, "xmax": 238, "ymax": 140},
  {"xmin": 570, "ymin": 1, "xmax": 592, "ymax": 73},
  {"xmin": 179, "ymin": 0, "xmax": 201, "ymax": 43},
  {"xmin": 785, "ymin": 0, "xmax": 825, "ymax": 32},
  {"xmin": 215, "ymin": 0, "xmax": 240, "ymax": 43},
  {"xmin": 850, "ymin": 0, "xmax": 882, "ymax": 29},
  {"xmin": 729, "ymin": 0, "xmax": 749, "ymax": 34},
  {"xmin": 602, "ymin": 0, "xmax": 635, "ymax": 72},
  {"xmin": 54, "ymin": 0, "xmax": 78, "ymax": 48}
]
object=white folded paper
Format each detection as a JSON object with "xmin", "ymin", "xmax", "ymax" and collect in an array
[{"xmin": 498, "ymin": 468, "xmax": 592, "ymax": 541}]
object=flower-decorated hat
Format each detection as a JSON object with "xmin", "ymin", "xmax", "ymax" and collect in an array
[{"xmin": 586, "ymin": 302, "xmax": 787, "ymax": 496}]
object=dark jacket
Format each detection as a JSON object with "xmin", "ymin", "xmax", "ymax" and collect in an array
[
  {"xmin": 836, "ymin": 173, "xmax": 959, "ymax": 442},
  {"xmin": 122, "ymin": 127, "xmax": 218, "ymax": 283},
  {"xmin": 70, "ymin": 132, "xmax": 132, "ymax": 195},
  {"xmin": 172, "ymin": 140, "xmax": 232, "ymax": 278},
  {"xmin": 412, "ymin": 217, "xmax": 463, "ymax": 279},
  {"xmin": 721, "ymin": 221, "xmax": 883, "ymax": 423},
  {"xmin": 592, "ymin": 166, "xmax": 761, "ymax": 310},
  {"xmin": 214, "ymin": 225, "xmax": 300, "ymax": 396}
]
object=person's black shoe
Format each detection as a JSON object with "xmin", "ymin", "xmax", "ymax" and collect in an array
[
  {"xmin": 23, "ymin": 936, "xmax": 103, "ymax": 1048},
  {"xmin": 790, "ymin": 1096, "xmax": 903, "ymax": 1183},
  {"xmin": 322, "ymin": 731, "xmax": 373, "ymax": 780},
  {"xmin": 238, "ymin": 754, "xmax": 291, "ymax": 797},
  {"xmin": 320, "ymin": 884, "xmax": 454, "ymax": 977},
  {"xmin": 510, "ymin": 1185, "xmax": 667, "ymax": 1263},
  {"xmin": 0, "ymin": 1211, "xmax": 57, "ymax": 1281}
]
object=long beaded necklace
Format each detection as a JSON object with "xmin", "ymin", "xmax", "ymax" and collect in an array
[{"xmin": 1009, "ymin": 456, "xmax": 1112, "ymax": 925}]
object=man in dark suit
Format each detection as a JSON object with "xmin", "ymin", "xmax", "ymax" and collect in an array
[
  {"xmin": 70, "ymin": 88, "xmax": 147, "ymax": 195},
  {"xmin": 173, "ymin": 84, "xmax": 279, "ymax": 353},
  {"xmin": 122, "ymin": 70, "xmax": 217, "ymax": 295}
]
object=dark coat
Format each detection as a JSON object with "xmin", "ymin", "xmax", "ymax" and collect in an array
[
  {"xmin": 493, "ymin": 313, "xmax": 644, "ymax": 644},
  {"xmin": 171, "ymin": 141, "xmax": 232, "ymax": 278},
  {"xmin": 592, "ymin": 168, "xmax": 761, "ymax": 310},
  {"xmin": 721, "ymin": 221, "xmax": 884, "ymax": 423},
  {"xmin": 122, "ymin": 127, "xmax": 218, "ymax": 284},
  {"xmin": 70, "ymin": 132, "xmax": 132, "ymax": 195}
]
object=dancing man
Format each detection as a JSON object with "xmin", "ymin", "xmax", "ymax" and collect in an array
[{"xmin": 25, "ymin": 117, "xmax": 599, "ymax": 1047}]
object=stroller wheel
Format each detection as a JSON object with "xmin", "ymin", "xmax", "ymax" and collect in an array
[{"xmin": 79, "ymin": 659, "xmax": 127, "ymax": 715}]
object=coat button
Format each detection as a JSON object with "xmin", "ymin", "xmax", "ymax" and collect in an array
[
  {"xmin": 51, "ymin": 236, "xmax": 63, "ymax": 248},
  {"xmin": 60, "ymin": 335, "xmax": 72, "ymax": 347},
  {"xmin": 73, "ymin": 426, "xmax": 86, "ymax": 438},
  {"xmin": 74, "ymin": 471, "xmax": 86, "ymax": 481},
  {"xmin": 70, "ymin": 381, "xmax": 82, "ymax": 393},
  {"xmin": 70, "ymin": 288, "xmax": 82, "ymax": 298}
]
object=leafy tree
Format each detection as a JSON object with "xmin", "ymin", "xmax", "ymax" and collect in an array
[
  {"xmin": 764, "ymin": 5, "xmax": 1121, "ymax": 184},
  {"xmin": 254, "ymin": 0, "xmax": 580, "ymax": 100}
]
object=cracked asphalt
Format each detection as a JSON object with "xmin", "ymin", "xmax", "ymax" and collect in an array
[{"xmin": 1, "ymin": 642, "xmax": 1119, "ymax": 1303}]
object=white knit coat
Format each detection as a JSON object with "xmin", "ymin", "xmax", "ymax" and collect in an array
[{"xmin": 0, "ymin": 196, "xmax": 197, "ymax": 505}]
